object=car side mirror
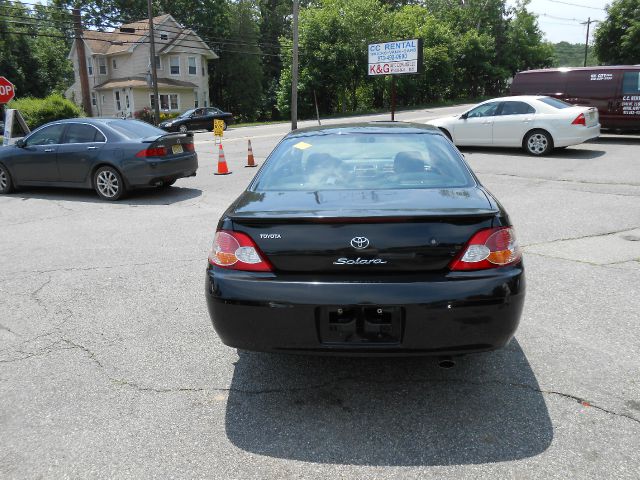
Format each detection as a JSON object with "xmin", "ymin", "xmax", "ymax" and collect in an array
[
  {"xmin": 460, "ymin": 113, "xmax": 468, "ymax": 120},
  {"xmin": 15, "ymin": 138, "xmax": 25, "ymax": 148}
]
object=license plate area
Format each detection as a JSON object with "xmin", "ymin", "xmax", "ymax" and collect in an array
[
  {"xmin": 172, "ymin": 144, "xmax": 184, "ymax": 154},
  {"xmin": 318, "ymin": 306, "xmax": 403, "ymax": 344}
]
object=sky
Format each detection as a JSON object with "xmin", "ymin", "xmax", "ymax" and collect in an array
[{"xmin": 508, "ymin": 0, "xmax": 610, "ymax": 44}]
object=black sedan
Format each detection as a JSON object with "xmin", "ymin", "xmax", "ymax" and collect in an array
[
  {"xmin": 0, "ymin": 118, "xmax": 198, "ymax": 201},
  {"xmin": 205, "ymin": 122, "xmax": 525, "ymax": 356},
  {"xmin": 158, "ymin": 107, "xmax": 233, "ymax": 133}
]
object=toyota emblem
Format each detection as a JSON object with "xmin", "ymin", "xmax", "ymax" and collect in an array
[{"xmin": 350, "ymin": 236, "xmax": 370, "ymax": 249}]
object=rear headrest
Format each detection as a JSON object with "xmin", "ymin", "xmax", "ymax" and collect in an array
[
  {"xmin": 394, "ymin": 151, "xmax": 425, "ymax": 173},
  {"xmin": 306, "ymin": 153, "xmax": 339, "ymax": 173}
]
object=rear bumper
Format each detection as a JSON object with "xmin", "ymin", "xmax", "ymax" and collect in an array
[
  {"xmin": 205, "ymin": 264, "xmax": 525, "ymax": 356},
  {"xmin": 554, "ymin": 123, "xmax": 600, "ymax": 147},
  {"xmin": 122, "ymin": 153, "xmax": 198, "ymax": 187}
]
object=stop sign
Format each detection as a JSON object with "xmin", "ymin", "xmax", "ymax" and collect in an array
[{"xmin": 0, "ymin": 77, "xmax": 15, "ymax": 104}]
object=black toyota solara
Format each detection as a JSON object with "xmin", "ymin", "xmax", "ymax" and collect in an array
[{"xmin": 205, "ymin": 122, "xmax": 525, "ymax": 356}]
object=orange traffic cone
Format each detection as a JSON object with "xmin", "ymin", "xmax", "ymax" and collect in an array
[
  {"xmin": 215, "ymin": 144, "xmax": 232, "ymax": 175},
  {"xmin": 245, "ymin": 139, "xmax": 257, "ymax": 168}
]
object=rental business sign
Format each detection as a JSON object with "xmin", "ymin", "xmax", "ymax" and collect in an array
[{"xmin": 368, "ymin": 39, "xmax": 423, "ymax": 76}]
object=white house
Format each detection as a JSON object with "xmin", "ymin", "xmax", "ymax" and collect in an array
[{"xmin": 67, "ymin": 14, "xmax": 218, "ymax": 117}]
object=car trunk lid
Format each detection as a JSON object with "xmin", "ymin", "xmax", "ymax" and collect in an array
[
  {"xmin": 142, "ymin": 132, "xmax": 194, "ymax": 156},
  {"xmin": 229, "ymin": 188, "xmax": 497, "ymax": 273}
]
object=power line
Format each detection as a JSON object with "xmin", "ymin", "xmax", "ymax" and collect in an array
[
  {"xmin": 542, "ymin": 0, "xmax": 606, "ymax": 11},
  {"xmin": 537, "ymin": 19, "xmax": 587, "ymax": 27},
  {"xmin": 0, "ymin": 27, "xmax": 296, "ymax": 57},
  {"xmin": 0, "ymin": 12, "xmax": 294, "ymax": 53}
]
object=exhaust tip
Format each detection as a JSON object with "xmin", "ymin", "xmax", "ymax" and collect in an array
[{"xmin": 438, "ymin": 357, "xmax": 456, "ymax": 369}]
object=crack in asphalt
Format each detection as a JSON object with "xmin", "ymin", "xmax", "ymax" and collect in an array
[
  {"xmin": 0, "ymin": 323, "xmax": 20, "ymax": 336},
  {"xmin": 2, "ymin": 329, "xmax": 638, "ymax": 428},
  {"xmin": 10, "ymin": 337, "xmax": 636, "ymax": 427},
  {"xmin": 4, "ymin": 212, "xmax": 76, "ymax": 227},
  {"xmin": 0, "ymin": 339, "xmax": 77, "ymax": 363},
  {"xmin": 479, "ymin": 172, "xmax": 640, "ymax": 189},
  {"xmin": 0, "ymin": 258, "xmax": 203, "ymax": 280},
  {"xmin": 31, "ymin": 276, "xmax": 52, "ymax": 298},
  {"xmin": 524, "ymin": 251, "xmax": 640, "ymax": 269},
  {"xmin": 522, "ymin": 227, "xmax": 640, "ymax": 248}
]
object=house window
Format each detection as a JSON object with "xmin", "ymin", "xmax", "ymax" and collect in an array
[
  {"xmin": 169, "ymin": 94, "xmax": 178, "ymax": 110},
  {"xmin": 91, "ymin": 92, "xmax": 97, "ymax": 106},
  {"xmin": 204, "ymin": 91, "xmax": 208, "ymax": 108},
  {"xmin": 159, "ymin": 32, "xmax": 168, "ymax": 40},
  {"xmin": 170, "ymin": 56, "xmax": 180, "ymax": 75},
  {"xmin": 112, "ymin": 59, "xmax": 117, "ymax": 69},
  {"xmin": 98, "ymin": 57, "xmax": 107, "ymax": 75},
  {"xmin": 151, "ymin": 94, "xmax": 179, "ymax": 111},
  {"xmin": 188, "ymin": 56, "xmax": 197, "ymax": 75},
  {"xmin": 87, "ymin": 58, "xmax": 93, "ymax": 76},
  {"xmin": 115, "ymin": 91, "xmax": 121, "ymax": 111},
  {"xmin": 194, "ymin": 90, "xmax": 199, "ymax": 108},
  {"xmin": 126, "ymin": 93, "xmax": 130, "ymax": 109},
  {"xmin": 155, "ymin": 55, "xmax": 162, "ymax": 70},
  {"xmin": 202, "ymin": 58, "xmax": 206, "ymax": 76}
]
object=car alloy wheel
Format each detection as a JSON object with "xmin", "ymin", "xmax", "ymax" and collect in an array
[
  {"xmin": 94, "ymin": 167, "xmax": 125, "ymax": 201},
  {"xmin": 179, "ymin": 125, "xmax": 188, "ymax": 133},
  {"xmin": 0, "ymin": 164, "xmax": 12, "ymax": 194},
  {"xmin": 525, "ymin": 131, "xmax": 552, "ymax": 155}
]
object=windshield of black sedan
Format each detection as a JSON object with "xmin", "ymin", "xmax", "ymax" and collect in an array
[{"xmin": 253, "ymin": 132, "xmax": 474, "ymax": 191}]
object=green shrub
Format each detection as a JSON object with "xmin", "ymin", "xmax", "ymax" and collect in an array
[
  {"xmin": 160, "ymin": 112, "xmax": 180, "ymax": 122},
  {"xmin": 7, "ymin": 94, "xmax": 83, "ymax": 129}
]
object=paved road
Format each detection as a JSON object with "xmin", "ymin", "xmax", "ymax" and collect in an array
[{"xmin": 1, "ymin": 106, "xmax": 639, "ymax": 479}]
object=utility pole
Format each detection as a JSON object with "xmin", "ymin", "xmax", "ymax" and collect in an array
[
  {"xmin": 73, "ymin": 8, "xmax": 92, "ymax": 117},
  {"xmin": 581, "ymin": 17, "xmax": 598, "ymax": 67},
  {"xmin": 291, "ymin": 0, "xmax": 299, "ymax": 131},
  {"xmin": 147, "ymin": 0, "xmax": 160, "ymax": 125}
]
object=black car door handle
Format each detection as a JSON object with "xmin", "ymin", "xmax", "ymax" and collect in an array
[
  {"xmin": 44, "ymin": 148, "xmax": 55, "ymax": 152},
  {"xmin": 87, "ymin": 146, "xmax": 97, "ymax": 150}
]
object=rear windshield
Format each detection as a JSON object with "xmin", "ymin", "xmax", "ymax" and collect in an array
[
  {"xmin": 252, "ymin": 132, "xmax": 475, "ymax": 191},
  {"xmin": 106, "ymin": 120, "xmax": 166, "ymax": 139},
  {"xmin": 539, "ymin": 97, "xmax": 573, "ymax": 109}
]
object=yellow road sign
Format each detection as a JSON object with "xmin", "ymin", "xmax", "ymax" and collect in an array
[{"xmin": 213, "ymin": 119, "xmax": 225, "ymax": 137}]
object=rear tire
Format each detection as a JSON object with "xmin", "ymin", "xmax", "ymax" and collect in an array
[
  {"xmin": 94, "ymin": 166, "xmax": 126, "ymax": 201},
  {"xmin": 524, "ymin": 130, "xmax": 553, "ymax": 156},
  {"xmin": 222, "ymin": 121, "xmax": 228, "ymax": 131},
  {"xmin": 0, "ymin": 163, "xmax": 14, "ymax": 194},
  {"xmin": 179, "ymin": 124, "xmax": 189, "ymax": 133}
]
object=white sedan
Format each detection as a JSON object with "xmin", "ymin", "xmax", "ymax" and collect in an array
[{"xmin": 427, "ymin": 96, "xmax": 600, "ymax": 155}]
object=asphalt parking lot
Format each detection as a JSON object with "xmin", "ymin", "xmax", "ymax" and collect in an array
[{"xmin": 1, "ymin": 105, "xmax": 639, "ymax": 479}]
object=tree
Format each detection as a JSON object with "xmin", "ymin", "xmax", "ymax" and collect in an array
[
  {"xmin": 552, "ymin": 41, "xmax": 597, "ymax": 67},
  {"xmin": 0, "ymin": 1, "xmax": 74, "ymax": 98},
  {"xmin": 212, "ymin": 0, "xmax": 264, "ymax": 121},
  {"xmin": 594, "ymin": 0, "xmax": 640, "ymax": 64},
  {"xmin": 259, "ymin": 0, "xmax": 292, "ymax": 119}
]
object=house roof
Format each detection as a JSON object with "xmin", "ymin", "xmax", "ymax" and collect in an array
[
  {"xmin": 78, "ymin": 14, "xmax": 217, "ymax": 59},
  {"xmin": 93, "ymin": 76, "xmax": 199, "ymax": 90}
]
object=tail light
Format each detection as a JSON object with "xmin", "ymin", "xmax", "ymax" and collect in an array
[
  {"xmin": 449, "ymin": 227, "xmax": 521, "ymax": 271},
  {"xmin": 208, "ymin": 230, "xmax": 272, "ymax": 272},
  {"xmin": 571, "ymin": 113, "xmax": 586, "ymax": 126},
  {"xmin": 136, "ymin": 146, "xmax": 167, "ymax": 157},
  {"xmin": 183, "ymin": 143, "xmax": 195, "ymax": 152}
]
